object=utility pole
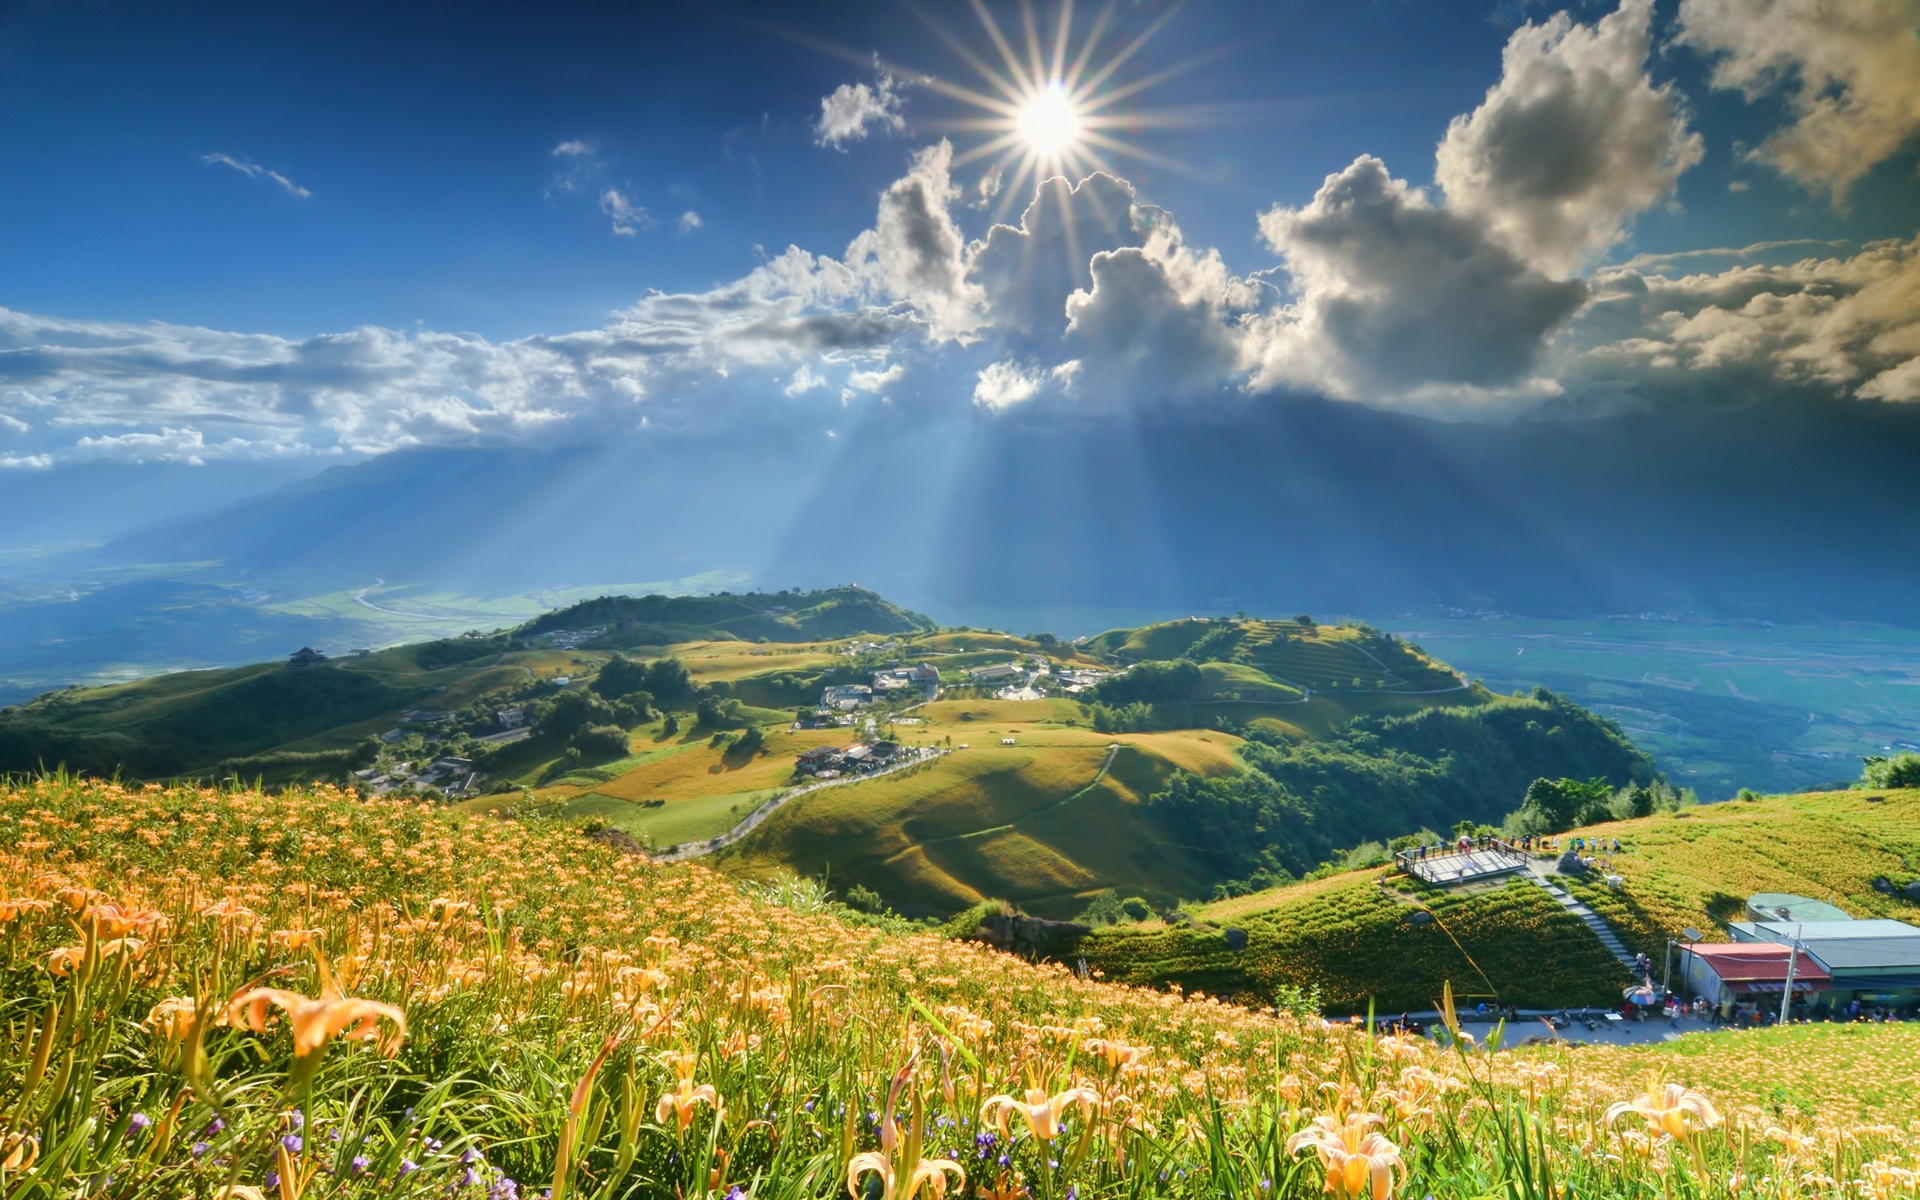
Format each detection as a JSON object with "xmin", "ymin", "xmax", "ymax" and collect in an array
[{"xmin": 1778, "ymin": 924, "xmax": 1802, "ymax": 1025}]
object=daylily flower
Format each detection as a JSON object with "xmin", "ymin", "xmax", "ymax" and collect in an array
[
  {"xmin": 1286, "ymin": 1112, "xmax": 1405, "ymax": 1200},
  {"xmin": 145, "ymin": 996, "xmax": 199, "ymax": 1043},
  {"xmin": 1604, "ymin": 1084, "xmax": 1722, "ymax": 1140},
  {"xmin": 1, "ymin": 1132, "xmax": 38, "ymax": 1172},
  {"xmin": 654, "ymin": 1056, "xmax": 722, "ymax": 1135},
  {"xmin": 225, "ymin": 971, "xmax": 406, "ymax": 1089},
  {"xmin": 848, "ymin": 1066, "xmax": 964, "ymax": 1200},
  {"xmin": 979, "ymin": 1086, "xmax": 1099, "ymax": 1141}
]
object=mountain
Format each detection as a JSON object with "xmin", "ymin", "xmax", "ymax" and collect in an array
[
  {"xmin": 0, "ymin": 586, "xmax": 928, "ymax": 779},
  {"xmin": 87, "ymin": 394, "xmax": 1920, "ymax": 623}
]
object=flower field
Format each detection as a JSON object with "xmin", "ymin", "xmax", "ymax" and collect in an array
[
  {"xmin": 1549, "ymin": 790, "xmax": 1920, "ymax": 957},
  {"xmin": 2, "ymin": 776, "xmax": 1917, "ymax": 1200}
]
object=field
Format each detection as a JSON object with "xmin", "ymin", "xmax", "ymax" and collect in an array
[
  {"xmin": 718, "ymin": 704, "xmax": 1246, "ymax": 917},
  {"xmin": 1398, "ymin": 617, "xmax": 1920, "ymax": 798},
  {"xmin": 1081, "ymin": 874, "xmax": 1633, "ymax": 1013},
  {"xmin": 1547, "ymin": 788, "xmax": 1920, "ymax": 959},
  {"xmin": 3, "ymin": 774, "xmax": 1916, "ymax": 1200}
]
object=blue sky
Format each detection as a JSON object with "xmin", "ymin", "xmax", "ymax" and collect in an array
[{"xmin": 1, "ymin": 0, "xmax": 1918, "ymax": 470}]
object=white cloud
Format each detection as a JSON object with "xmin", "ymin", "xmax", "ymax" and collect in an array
[
  {"xmin": 201, "ymin": 153, "xmax": 310, "ymax": 198},
  {"xmin": 1061, "ymin": 225, "xmax": 1258, "ymax": 407},
  {"xmin": 552, "ymin": 139, "xmax": 592, "ymax": 157},
  {"xmin": 784, "ymin": 363, "xmax": 827, "ymax": 396},
  {"xmin": 1248, "ymin": 156, "xmax": 1589, "ymax": 404},
  {"xmin": 845, "ymin": 362, "xmax": 904, "ymax": 393},
  {"xmin": 968, "ymin": 172, "xmax": 1151, "ymax": 343},
  {"xmin": 971, "ymin": 361, "xmax": 1051, "ymax": 410},
  {"xmin": 1435, "ymin": 0, "xmax": 1701, "ymax": 275},
  {"xmin": 1677, "ymin": 0, "xmax": 1920, "ymax": 203},
  {"xmin": 815, "ymin": 71, "xmax": 906, "ymax": 148},
  {"xmin": 600, "ymin": 188, "xmax": 652, "ymax": 236},
  {"xmin": 1569, "ymin": 236, "xmax": 1920, "ymax": 401},
  {"xmin": 678, "ymin": 210, "xmax": 704, "ymax": 232},
  {"xmin": 845, "ymin": 141, "xmax": 984, "ymax": 341},
  {"xmin": 0, "ymin": 454, "xmax": 52, "ymax": 470},
  {"xmin": 0, "ymin": 411, "xmax": 27, "ymax": 433}
]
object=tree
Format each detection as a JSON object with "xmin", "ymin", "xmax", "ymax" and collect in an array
[
  {"xmin": 661, "ymin": 713, "xmax": 681, "ymax": 737},
  {"xmin": 592, "ymin": 654, "xmax": 649, "ymax": 700},
  {"xmin": 571, "ymin": 724, "xmax": 630, "ymax": 762},
  {"xmin": 734, "ymin": 725, "xmax": 767, "ymax": 756},
  {"xmin": 1521, "ymin": 776, "xmax": 1614, "ymax": 833},
  {"xmin": 1862, "ymin": 753, "xmax": 1920, "ymax": 789},
  {"xmin": 1626, "ymin": 785, "xmax": 1656, "ymax": 818},
  {"xmin": 643, "ymin": 658, "xmax": 696, "ymax": 706},
  {"xmin": 537, "ymin": 690, "xmax": 617, "ymax": 741}
]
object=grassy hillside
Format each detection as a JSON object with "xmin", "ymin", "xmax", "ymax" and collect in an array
[
  {"xmin": 524, "ymin": 586, "xmax": 934, "ymax": 646},
  {"xmin": 5, "ymin": 774, "xmax": 1914, "ymax": 1200},
  {"xmin": 0, "ymin": 586, "xmax": 926, "ymax": 780},
  {"xmin": 1547, "ymin": 787, "xmax": 1920, "ymax": 958},
  {"xmin": 1080, "ymin": 872, "xmax": 1631, "ymax": 1013},
  {"xmin": 719, "ymin": 719, "xmax": 1245, "ymax": 917}
]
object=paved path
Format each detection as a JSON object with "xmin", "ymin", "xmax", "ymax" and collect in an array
[
  {"xmin": 1524, "ymin": 863, "xmax": 1640, "ymax": 970},
  {"xmin": 654, "ymin": 747, "xmax": 946, "ymax": 862}
]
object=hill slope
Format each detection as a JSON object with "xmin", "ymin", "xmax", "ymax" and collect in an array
[
  {"xmin": 1084, "ymin": 788, "xmax": 1920, "ymax": 1014},
  {"xmin": 4, "ymin": 774, "xmax": 1914, "ymax": 1200},
  {"xmin": 0, "ymin": 585, "xmax": 926, "ymax": 779}
]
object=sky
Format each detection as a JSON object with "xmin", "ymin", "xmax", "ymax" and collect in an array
[{"xmin": 1, "ymin": 0, "xmax": 1919, "ymax": 473}]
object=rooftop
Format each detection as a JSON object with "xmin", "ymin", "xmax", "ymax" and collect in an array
[
  {"xmin": 1689, "ymin": 943, "xmax": 1830, "ymax": 984},
  {"xmin": 1746, "ymin": 893, "xmax": 1853, "ymax": 924}
]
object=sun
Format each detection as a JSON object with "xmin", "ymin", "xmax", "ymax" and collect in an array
[
  {"xmin": 896, "ymin": 0, "xmax": 1206, "ymax": 221},
  {"xmin": 1017, "ymin": 82, "xmax": 1081, "ymax": 158}
]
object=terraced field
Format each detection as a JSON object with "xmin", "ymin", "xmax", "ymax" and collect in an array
[
  {"xmin": 1080, "ymin": 872, "xmax": 1631, "ymax": 1013},
  {"xmin": 718, "ymin": 716, "xmax": 1246, "ymax": 917},
  {"xmin": 1551, "ymin": 787, "xmax": 1920, "ymax": 957}
]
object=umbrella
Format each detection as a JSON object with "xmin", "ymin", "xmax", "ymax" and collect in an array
[{"xmin": 1623, "ymin": 985, "xmax": 1659, "ymax": 1005}]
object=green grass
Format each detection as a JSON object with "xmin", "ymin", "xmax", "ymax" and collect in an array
[
  {"xmin": 718, "ymin": 730, "xmax": 1241, "ymax": 918},
  {"xmin": 561, "ymin": 787, "xmax": 779, "ymax": 848},
  {"xmin": 1547, "ymin": 787, "xmax": 1920, "ymax": 959},
  {"xmin": 1082, "ymin": 874, "xmax": 1632, "ymax": 1013}
]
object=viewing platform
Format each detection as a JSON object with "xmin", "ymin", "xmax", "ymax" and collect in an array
[{"xmin": 1397, "ymin": 840, "xmax": 1531, "ymax": 886}]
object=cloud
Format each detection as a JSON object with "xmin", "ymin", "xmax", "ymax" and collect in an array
[
  {"xmin": 968, "ymin": 173, "xmax": 1151, "ymax": 344},
  {"xmin": 1248, "ymin": 156, "xmax": 1589, "ymax": 405},
  {"xmin": 815, "ymin": 71, "xmax": 906, "ymax": 148},
  {"xmin": 1060, "ymin": 225, "xmax": 1259, "ymax": 407},
  {"xmin": 1677, "ymin": 0, "xmax": 1920, "ymax": 203},
  {"xmin": 599, "ymin": 188, "xmax": 652, "ymax": 236},
  {"xmin": 678, "ymin": 210, "xmax": 704, "ymax": 233},
  {"xmin": 971, "ymin": 361, "xmax": 1053, "ymax": 410},
  {"xmin": 0, "ymin": 239, "xmax": 915, "ymax": 465},
  {"xmin": 845, "ymin": 141, "xmax": 984, "ymax": 341},
  {"xmin": 551, "ymin": 139, "xmax": 592, "ymax": 157},
  {"xmin": 1435, "ymin": 0, "xmax": 1701, "ymax": 275},
  {"xmin": 201, "ymin": 153, "xmax": 310, "ymax": 198},
  {"xmin": 845, "ymin": 362, "xmax": 904, "ymax": 393},
  {"xmin": 1568, "ymin": 236, "xmax": 1920, "ymax": 402}
]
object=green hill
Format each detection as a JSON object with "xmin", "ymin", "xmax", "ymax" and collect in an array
[
  {"xmin": 1077, "ymin": 787, "xmax": 1920, "ymax": 1015},
  {"xmin": 0, "ymin": 586, "xmax": 928, "ymax": 780},
  {"xmin": 523, "ymin": 586, "xmax": 934, "ymax": 647},
  {"xmin": 716, "ymin": 617, "xmax": 1654, "ymax": 917},
  {"xmin": 1080, "ymin": 871, "xmax": 1631, "ymax": 1013}
]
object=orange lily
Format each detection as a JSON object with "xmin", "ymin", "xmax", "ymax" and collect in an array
[
  {"xmin": 979, "ymin": 1085, "xmax": 1099, "ymax": 1141},
  {"xmin": 224, "ymin": 968, "xmax": 406, "ymax": 1090},
  {"xmin": 1286, "ymin": 1112, "xmax": 1405, "ymax": 1200},
  {"xmin": 653, "ymin": 1053, "xmax": 721, "ymax": 1134},
  {"xmin": 848, "ymin": 1065, "xmax": 964, "ymax": 1200},
  {"xmin": 1604, "ymin": 1083, "xmax": 1722, "ymax": 1140}
]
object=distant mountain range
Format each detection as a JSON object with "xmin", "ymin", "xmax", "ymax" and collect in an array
[{"xmin": 78, "ymin": 393, "xmax": 1920, "ymax": 623}]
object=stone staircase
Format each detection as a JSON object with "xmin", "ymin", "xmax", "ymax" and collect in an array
[{"xmin": 1526, "ymin": 868, "xmax": 1640, "ymax": 971}]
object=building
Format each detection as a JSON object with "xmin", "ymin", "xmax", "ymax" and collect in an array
[
  {"xmin": 969, "ymin": 663, "xmax": 1021, "ymax": 683},
  {"xmin": 288, "ymin": 647, "xmax": 328, "ymax": 667},
  {"xmin": 909, "ymin": 663, "xmax": 940, "ymax": 685},
  {"xmin": 822, "ymin": 684, "xmax": 873, "ymax": 710},
  {"xmin": 496, "ymin": 705, "xmax": 526, "ymax": 730},
  {"xmin": 1729, "ymin": 918, "xmax": 1920, "ymax": 1006},
  {"xmin": 1746, "ymin": 893, "xmax": 1852, "ymax": 923},
  {"xmin": 1682, "ymin": 943, "xmax": 1831, "ymax": 1009}
]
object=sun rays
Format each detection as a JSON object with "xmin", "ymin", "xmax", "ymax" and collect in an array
[{"xmin": 904, "ymin": 0, "xmax": 1211, "ymax": 220}]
